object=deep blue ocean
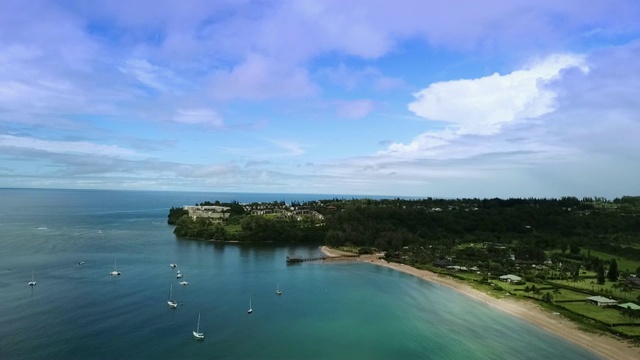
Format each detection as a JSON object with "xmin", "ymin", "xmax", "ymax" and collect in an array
[{"xmin": 0, "ymin": 188, "xmax": 601, "ymax": 359}]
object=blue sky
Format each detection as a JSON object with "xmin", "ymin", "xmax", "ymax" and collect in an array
[{"xmin": 1, "ymin": 0, "xmax": 640, "ymax": 198}]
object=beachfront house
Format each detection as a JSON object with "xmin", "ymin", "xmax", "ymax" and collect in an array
[
  {"xmin": 586, "ymin": 296, "xmax": 618, "ymax": 307},
  {"xmin": 499, "ymin": 274, "xmax": 522, "ymax": 283}
]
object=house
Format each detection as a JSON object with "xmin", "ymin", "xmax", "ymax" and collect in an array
[
  {"xmin": 433, "ymin": 259, "xmax": 453, "ymax": 268},
  {"xmin": 617, "ymin": 302, "xmax": 640, "ymax": 311},
  {"xmin": 499, "ymin": 274, "xmax": 522, "ymax": 283},
  {"xmin": 183, "ymin": 205, "xmax": 231, "ymax": 220},
  {"xmin": 625, "ymin": 276, "xmax": 640, "ymax": 289},
  {"xmin": 586, "ymin": 296, "xmax": 618, "ymax": 307}
]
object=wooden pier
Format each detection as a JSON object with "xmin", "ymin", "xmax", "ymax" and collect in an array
[
  {"xmin": 286, "ymin": 254, "xmax": 359, "ymax": 263},
  {"xmin": 286, "ymin": 256, "xmax": 325, "ymax": 263}
]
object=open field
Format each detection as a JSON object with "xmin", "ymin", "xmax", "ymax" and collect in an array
[
  {"xmin": 559, "ymin": 303, "xmax": 630, "ymax": 325},
  {"xmin": 587, "ymin": 249, "xmax": 640, "ymax": 274}
]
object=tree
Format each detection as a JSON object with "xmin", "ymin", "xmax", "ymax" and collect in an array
[
  {"xmin": 612, "ymin": 283, "xmax": 620, "ymax": 297},
  {"xmin": 597, "ymin": 263, "xmax": 606, "ymax": 285},
  {"xmin": 608, "ymin": 259, "xmax": 619, "ymax": 282},
  {"xmin": 569, "ymin": 242, "xmax": 581, "ymax": 255}
]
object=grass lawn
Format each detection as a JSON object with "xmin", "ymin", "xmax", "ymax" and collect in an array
[
  {"xmin": 547, "ymin": 279, "xmax": 640, "ymax": 302},
  {"xmin": 586, "ymin": 249, "xmax": 640, "ymax": 274},
  {"xmin": 550, "ymin": 289, "xmax": 591, "ymax": 301},
  {"xmin": 223, "ymin": 224, "xmax": 242, "ymax": 234},
  {"xmin": 611, "ymin": 325, "xmax": 640, "ymax": 336},
  {"xmin": 335, "ymin": 246, "xmax": 359, "ymax": 254},
  {"xmin": 547, "ymin": 279, "xmax": 599, "ymax": 292},
  {"xmin": 560, "ymin": 302, "xmax": 630, "ymax": 325}
]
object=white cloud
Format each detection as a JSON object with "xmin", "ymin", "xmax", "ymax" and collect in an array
[
  {"xmin": 119, "ymin": 58, "xmax": 188, "ymax": 94},
  {"xmin": 408, "ymin": 54, "xmax": 588, "ymax": 136},
  {"xmin": 173, "ymin": 108, "xmax": 224, "ymax": 127},
  {"xmin": 0, "ymin": 134, "xmax": 139, "ymax": 158},
  {"xmin": 268, "ymin": 139, "xmax": 305, "ymax": 156},
  {"xmin": 209, "ymin": 54, "xmax": 316, "ymax": 100},
  {"xmin": 384, "ymin": 54, "xmax": 589, "ymax": 160},
  {"xmin": 336, "ymin": 99, "xmax": 374, "ymax": 119}
]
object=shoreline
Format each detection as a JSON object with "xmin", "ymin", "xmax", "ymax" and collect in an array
[{"xmin": 320, "ymin": 246, "xmax": 639, "ymax": 360}]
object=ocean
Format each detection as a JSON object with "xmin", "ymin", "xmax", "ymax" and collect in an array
[{"xmin": 0, "ymin": 188, "xmax": 601, "ymax": 359}]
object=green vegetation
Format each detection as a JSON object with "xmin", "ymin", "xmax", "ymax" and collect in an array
[
  {"xmin": 167, "ymin": 207, "xmax": 188, "ymax": 225},
  {"xmin": 559, "ymin": 303, "xmax": 629, "ymax": 325},
  {"xmin": 167, "ymin": 195, "xmax": 640, "ymax": 339}
]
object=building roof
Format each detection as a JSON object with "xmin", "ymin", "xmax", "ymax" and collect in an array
[
  {"xmin": 627, "ymin": 277, "xmax": 640, "ymax": 284},
  {"xmin": 587, "ymin": 296, "xmax": 618, "ymax": 304},
  {"xmin": 499, "ymin": 274, "xmax": 522, "ymax": 281},
  {"xmin": 618, "ymin": 302, "xmax": 640, "ymax": 310}
]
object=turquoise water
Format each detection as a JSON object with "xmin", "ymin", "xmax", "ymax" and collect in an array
[{"xmin": 0, "ymin": 189, "xmax": 601, "ymax": 359}]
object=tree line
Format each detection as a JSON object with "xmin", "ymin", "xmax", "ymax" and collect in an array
[{"xmin": 167, "ymin": 197, "xmax": 640, "ymax": 254}]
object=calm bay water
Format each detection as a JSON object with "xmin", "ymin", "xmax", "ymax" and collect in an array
[{"xmin": 0, "ymin": 188, "xmax": 601, "ymax": 359}]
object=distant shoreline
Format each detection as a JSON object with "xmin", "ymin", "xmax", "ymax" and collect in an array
[{"xmin": 320, "ymin": 246, "xmax": 639, "ymax": 360}]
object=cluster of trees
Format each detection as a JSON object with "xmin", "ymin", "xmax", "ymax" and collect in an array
[
  {"xmin": 167, "ymin": 197, "xmax": 640, "ymax": 258},
  {"xmin": 169, "ymin": 202, "xmax": 324, "ymax": 243}
]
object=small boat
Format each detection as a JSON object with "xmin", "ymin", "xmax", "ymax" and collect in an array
[
  {"xmin": 176, "ymin": 270, "xmax": 183, "ymax": 279},
  {"xmin": 28, "ymin": 269, "xmax": 36, "ymax": 286},
  {"xmin": 193, "ymin": 313, "xmax": 204, "ymax": 340},
  {"xmin": 170, "ymin": 263, "xmax": 177, "ymax": 268},
  {"xmin": 179, "ymin": 281, "xmax": 189, "ymax": 286},
  {"xmin": 167, "ymin": 284, "xmax": 177, "ymax": 309},
  {"xmin": 109, "ymin": 259, "xmax": 121, "ymax": 276},
  {"xmin": 247, "ymin": 298, "xmax": 253, "ymax": 314},
  {"xmin": 78, "ymin": 261, "xmax": 85, "ymax": 265},
  {"xmin": 276, "ymin": 282, "xmax": 282, "ymax": 295}
]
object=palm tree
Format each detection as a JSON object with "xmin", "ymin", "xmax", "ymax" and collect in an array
[{"xmin": 533, "ymin": 287, "xmax": 542, "ymax": 298}]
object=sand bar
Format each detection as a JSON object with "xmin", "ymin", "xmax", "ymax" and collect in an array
[{"xmin": 320, "ymin": 246, "xmax": 640, "ymax": 360}]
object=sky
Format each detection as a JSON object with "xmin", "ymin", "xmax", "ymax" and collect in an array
[{"xmin": 1, "ymin": 0, "xmax": 640, "ymax": 198}]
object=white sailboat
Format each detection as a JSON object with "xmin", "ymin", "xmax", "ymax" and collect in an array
[
  {"xmin": 170, "ymin": 262, "xmax": 177, "ymax": 268},
  {"xmin": 168, "ymin": 284, "xmax": 178, "ymax": 309},
  {"xmin": 179, "ymin": 281, "xmax": 189, "ymax": 286},
  {"xmin": 28, "ymin": 269, "xmax": 36, "ymax": 286},
  {"xmin": 247, "ymin": 298, "xmax": 253, "ymax": 314},
  {"xmin": 110, "ymin": 259, "xmax": 121, "ymax": 276},
  {"xmin": 276, "ymin": 282, "xmax": 282, "ymax": 295},
  {"xmin": 193, "ymin": 313, "xmax": 204, "ymax": 340},
  {"xmin": 176, "ymin": 270, "xmax": 183, "ymax": 279}
]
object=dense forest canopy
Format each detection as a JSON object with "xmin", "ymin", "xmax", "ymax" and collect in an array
[{"xmin": 168, "ymin": 196, "xmax": 640, "ymax": 259}]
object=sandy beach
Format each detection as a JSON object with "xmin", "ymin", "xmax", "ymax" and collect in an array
[{"xmin": 320, "ymin": 246, "xmax": 640, "ymax": 360}]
